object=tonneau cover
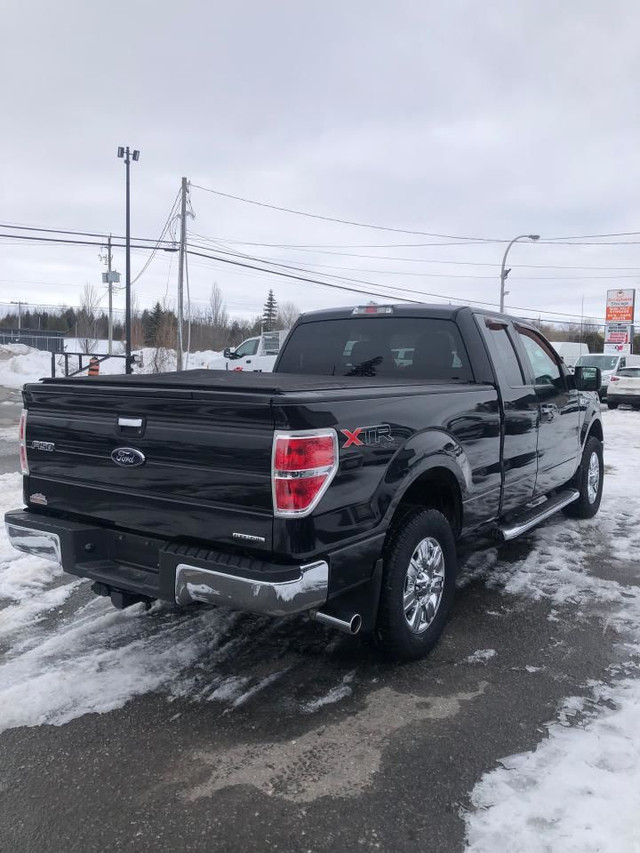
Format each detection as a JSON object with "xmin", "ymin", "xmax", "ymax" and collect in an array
[{"xmin": 38, "ymin": 369, "xmax": 430, "ymax": 394}]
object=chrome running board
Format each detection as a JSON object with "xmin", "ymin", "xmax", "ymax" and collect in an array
[{"xmin": 497, "ymin": 489, "xmax": 580, "ymax": 541}]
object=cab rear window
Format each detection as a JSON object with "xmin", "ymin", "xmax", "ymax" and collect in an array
[{"xmin": 276, "ymin": 317, "xmax": 474, "ymax": 381}]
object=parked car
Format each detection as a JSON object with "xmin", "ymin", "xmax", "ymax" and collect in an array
[
  {"xmin": 5, "ymin": 304, "xmax": 603, "ymax": 661},
  {"xmin": 606, "ymin": 366, "xmax": 640, "ymax": 409},
  {"xmin": 575, "ymin": 353, "xmax": 640, "ymax": 400},
  {"xmin": 549, "ymin": 341, "xmax": 589, "ymax": 370},
  {"xmin": 208, "ymin": 330, "xmax": 290, "ymax": 372}
]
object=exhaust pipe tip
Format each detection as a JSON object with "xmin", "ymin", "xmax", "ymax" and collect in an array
[
  {"xmin": 349, "ymin": 613, "xmax": 362, "ymax": 635},
  {"xmin": 311, "ymin": 609, "xmax": 362, "ymax": 635}
]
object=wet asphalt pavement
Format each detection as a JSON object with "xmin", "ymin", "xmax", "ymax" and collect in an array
[{"xmin": 0, "ymin": 401, "xmax": 637, "ymax": 853}]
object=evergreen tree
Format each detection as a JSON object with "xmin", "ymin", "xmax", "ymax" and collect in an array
[
  {"xmin": 143, "ymin": 302, "xmax": 164, "ymax": 346},
  {"xmin": 262, "ymin": 290, "xmax": 278, "ymax": 332}
]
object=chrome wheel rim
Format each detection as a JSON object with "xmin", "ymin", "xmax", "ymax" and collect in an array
[
  {"xmin": 587, "ymin": 451, "xmax": 600, "ymax": 504},
  {"xmin": 403, "ymin": 537, "xmax": 445, "ymax": 634}
]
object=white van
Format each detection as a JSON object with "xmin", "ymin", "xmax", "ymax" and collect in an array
[
  {"xmin": 549, "ymin": 341, "xmax": 589, "ymax": 370},
  {"xmin": 575, "ymin": 352, "xmax": 640, "ymax": 399}
]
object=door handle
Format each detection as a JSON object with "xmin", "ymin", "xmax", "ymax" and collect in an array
[{"xmin": 540, "ymin": 404, "xmax": 556, "ymax": 423}]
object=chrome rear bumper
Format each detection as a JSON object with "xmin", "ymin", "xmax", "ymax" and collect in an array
[
  {"xmin": 4, "ymin": 509, "xmax": 329, "ymax": 618},
  {"xmin": 5, "ymin": 521, "xmax": 62, "ymax": 564},
  {"xmin": 174, "ymin": 560, "xmax": 328, "ymax": 616}
]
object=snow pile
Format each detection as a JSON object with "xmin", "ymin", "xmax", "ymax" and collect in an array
[
  {"xmin": 0, "ymin": 343, "xmax": 225, "ymax": 386},
  {"xmin": 0, "ymin": 344, "xmax": 53, "ymax": 388},
  {"xmin": 466, "ymin": 678, "xmax": 640, "ymax": 853}
]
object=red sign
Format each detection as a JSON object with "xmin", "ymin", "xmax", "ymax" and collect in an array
[{"xmin": 605, "ymin": 289, "xmax": 636, "ymax": 323}]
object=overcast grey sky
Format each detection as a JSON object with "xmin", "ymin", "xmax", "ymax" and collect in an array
[{"xmin": 2, "ymin": 0, "xmax": 640, "ymax": 328}]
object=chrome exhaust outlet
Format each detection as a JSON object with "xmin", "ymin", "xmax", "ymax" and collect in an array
[{"xmin": 311, "ymin": 610, "xmax": 362, "ymax": 635}]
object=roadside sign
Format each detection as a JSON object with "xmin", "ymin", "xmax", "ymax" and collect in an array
[
  {"xmin": 605, "ymin": 323, "xmax": 633, "ymax": 344},
  {"xmin": 605, "ymin": 289, "xmax": 636, "ymax": 323},
  {"xmin": 604, "ymin": 343, "xmax": 632, "ymax": 355}
]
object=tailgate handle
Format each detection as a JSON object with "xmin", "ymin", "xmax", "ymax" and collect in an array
[{"xmin": 118, "ymin": 417, "xmax": 143, "ymax": 428}]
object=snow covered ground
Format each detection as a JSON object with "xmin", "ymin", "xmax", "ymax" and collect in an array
[
  {"xmin": 463, "ymin": 410, "xmax": 640, "ymax": 853},
  {"xmin": 0, "ymin": 365, "xmax": 639, "ymax": 848}
]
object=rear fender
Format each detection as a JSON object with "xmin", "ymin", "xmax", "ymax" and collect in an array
[{"xmin": 380, "ymin": 428, "xmax": 470, "ymax": 526}]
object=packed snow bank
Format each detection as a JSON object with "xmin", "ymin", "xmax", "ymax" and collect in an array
[
  {"xmin": 0, "ymin": 343, "xmax": 224, "ymax": 386},
  {"xmin": 0, "ymin": 345, "xmax": 53, "ymax": 387}
]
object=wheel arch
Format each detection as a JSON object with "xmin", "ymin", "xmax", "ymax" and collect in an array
[
  {"xmin": 584, "ymin": 415, "xmax": 603, "ymax": 446},
  {"xmin": 385, "ymin": 464, "xmax": 463, "ymax": 539}
]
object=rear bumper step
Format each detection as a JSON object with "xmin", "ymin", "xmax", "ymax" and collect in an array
[
  {"xmin": 4, "ymin": 509, "xmax": 328, "ymax": 617},
  {"xmin": 497, "ymin": 489, "xmax": 579, "ymax": 541},
  {"xmin": 174, "ymin": 561, "xmax": 328, "ymax": 616}
]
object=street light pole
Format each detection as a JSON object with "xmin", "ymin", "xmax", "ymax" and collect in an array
[
  {"xmin": 117, "ymin": 146, "xmax": 140, "ymax": 373},
  {"xmin": 499, "ymin": 234, "xmax": 540, "ymax": 313}
]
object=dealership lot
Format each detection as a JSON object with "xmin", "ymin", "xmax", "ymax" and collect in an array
[{"xmin": 0, "ymin": 408, "xmax": 639, "ymax": 852}]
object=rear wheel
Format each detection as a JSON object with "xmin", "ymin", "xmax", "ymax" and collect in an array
[
  {"xmin": 607, "ymin": 401, "xmax": 619, "ymax": 410},
  {"xmin": 375, "ymin": 509, "xmax": 457, "ymax": 661},
  {"xmin": 563, "ymin": 435, "xmax": 603, "ymax": 519}
]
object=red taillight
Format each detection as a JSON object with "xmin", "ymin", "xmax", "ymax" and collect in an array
[
  {"xmin": 272, "ymin": 431, "xmax": 338, "ymax": 516},
  {"xmin": 610, "ymin": 376, "xmax": 621, "ymax": 382},
  {"xmin": 19, "ymin": 409, "xmax": 29, "ymax": 475},
  {"xmin": 274, "ymin": 435, "xmax": 335, "ymax": 471}
]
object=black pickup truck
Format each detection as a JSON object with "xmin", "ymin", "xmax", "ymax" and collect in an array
[{"xmin": 5, "ymin": 305, "xmax": 603, "ymax": 660}]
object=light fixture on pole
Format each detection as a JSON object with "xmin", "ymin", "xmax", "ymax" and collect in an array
[
  {"xmin": 499, "ymin": 234, "xmax": 540, "ymax": 313},
  {"xmin": 117, "ymin": 146, "xmax": 140, "ymax": 373}
]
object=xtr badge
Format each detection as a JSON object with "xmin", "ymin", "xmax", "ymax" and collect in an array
[{"xmin": 341, "ymin": 424, "xmax": 394, "ymax": 447}]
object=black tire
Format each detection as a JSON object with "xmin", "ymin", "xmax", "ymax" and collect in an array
[
  {"xmin": 375, "ymin": 508, "xmax": 457, "ymax": 661},
  {"xmin": 563, "ymin": 435, "xmax": 604, "ymax": 519},
  {"xmin": 607, "ymin": 401, "xmax": 618, "ymax": 410}
]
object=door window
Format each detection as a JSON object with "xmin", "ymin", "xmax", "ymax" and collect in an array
[
  {"xmin": 483, "ymin": 320, "xmax": 525, "ymax": 386},
  {"xmin": 234, "ymin": 338, "xmax": 259, "ymax": 357},
  {"xmin": 516, "ymin": 327, "xmax": 562, "ymax": 387}
]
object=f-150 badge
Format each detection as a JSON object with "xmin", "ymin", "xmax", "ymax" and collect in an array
[{"xmin": 341, "ymin": 424, "xmax": 394, "ymax": 447}]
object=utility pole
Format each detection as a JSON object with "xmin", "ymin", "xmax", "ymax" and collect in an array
[
  {"xmin": 100, "ymin": 236, "xmax": 121, "ymax": 355},
  {"xmin": 11, "ymin": 301, "xmax": 25, "ymax": 330},
  {"xmin": 107, "ymin": 234, "xmax": 113, "ymax": 354},
  {"xmin": 117, "ymin": 146, "xmax": 140, "ymax": 373},
  {"xmin": 176, "ymin": 177, "xmax": 188, "ymax": 371}
]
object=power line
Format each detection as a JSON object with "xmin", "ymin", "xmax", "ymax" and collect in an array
[
  {"xmin": 184, "ymin": 245, "xmax": 608, "ymax": 323},
  {"xmin": 189, "ymin": 230, "xmax": 640, "ymax": 272},
  {"xmin": 0, "ymin": 232, "xmax": 178, "ymax": 252},
  {"xmin": 191, "ymin": 239, "xmax": 640, "ymax": 281},
  {"xmin": 130, "ymin": 189, "xmax": 181, "ymax": 284},
  {"xmin": 0, "ymin": 222, "xmax": 175, "ymax": 245},
  {"xmin": 190, "ymin": 184, "xmax": 502, "ymax": 242},
  {"xmin": 190, "ymin": 183, "xmax": 640, "ymax": 244}
]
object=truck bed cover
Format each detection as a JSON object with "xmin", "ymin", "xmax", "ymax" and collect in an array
[{"xmin": 37, "ymin": 369, "xmax": 433, "ymax": 394}]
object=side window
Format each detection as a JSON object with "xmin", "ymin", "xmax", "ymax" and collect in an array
[
  {"xmin": 483, "ymin": 320, "xmax": 525, "ymax": 387},
  {"xmin": 619, "ymin": 358, "xmax": 626, "ymax": 369},
  {"xmin": 516, "ymin": 327, "xmax": 561, "ymax": 386},
  {"xmin": 235, "ymin": 339, "xmax": 259, "ymax": 357}
]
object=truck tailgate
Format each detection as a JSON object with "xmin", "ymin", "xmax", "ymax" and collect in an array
[{"xmin": 22, "ymin": 381, "xmax": 276, "ymax": 550}]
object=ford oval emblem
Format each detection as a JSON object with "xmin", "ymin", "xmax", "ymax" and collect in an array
[{"xmin": 111, "ymin": 447, "xmax": 146, "ymax": 468}]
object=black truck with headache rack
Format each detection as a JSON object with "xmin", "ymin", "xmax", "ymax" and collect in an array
[{"xmin": 5, "ymin": 305, "xmax": 603, "ymax": 660}]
